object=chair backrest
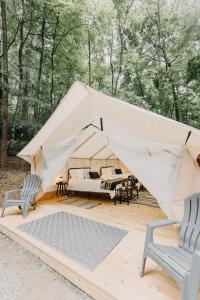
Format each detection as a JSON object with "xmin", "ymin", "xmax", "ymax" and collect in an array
[
  {"xmin": 179, "ymin": 193, "xmax": 200, "ymax": 253},
  {"xmin": 20, "ymin": 175, "xmax": 41, "ymax": 203}
]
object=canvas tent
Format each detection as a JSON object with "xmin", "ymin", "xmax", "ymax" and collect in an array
[{"xmin": 18, "ymin": 81, "xmax": 200, "ymax": 219}]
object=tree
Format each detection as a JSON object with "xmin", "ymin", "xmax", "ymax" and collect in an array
[
  {"xmin": 0, "ymin": 0, "xmax": 200, "ymax": 158},
  {"xmin": 1, "ymin": 0, "xmax": 8, "ymax": 168}
]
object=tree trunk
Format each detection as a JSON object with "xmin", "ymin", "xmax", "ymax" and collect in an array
[
  {"xmin": 12, "ymin": 0, "xmax": 33, "ymax": 140},
  {"xmin": 21, "ymin": 64, "xmax": 29, "ymax": 138},
  {"xmin": 1, "ymin": 0, "xmax": 9, "ymax": 168},
  {"xmin": 162, "ymin": 48, "xmax": 180, "ymax": 121},
  {"xmin": 0, "ymin": 39, "xmax": 2, "ymax": 120},
  {"xmin": 50, "ymin": 15, "xmax": 59, "ymax": 111},
  {"xmin": 135, "ymin": 69, "xmax": 144, "ymax": 97},
  {"xmin": 155, "ymin": 0, "xmax": 180, "ymax": 120},
  {"xmin": 156, "ymin": 0, "xmax": 163, "ymax": 113},
  {"xmin": 88, "ymin": 30, "xmax": 92, "ymax": 86},
  {"xmin": 35, "ymin": 4, "xmax": 46, "ymax": 119},
  {"xmin": 113, "ymin": 28, "xmax": 124, "ymax": 97},
  {"xmin": 109, "ymin": 30, "xmax": 114, "ymax": 96},
  {"xmin": 170, "ymin": 79, "xmax": 180, "ymax": 121},
  {"xmin": 11, "ymin": 1, "xmax": 25, "ymax": 141},
  {"xmin": 50, "ymin": 50, "xmax": 54, "ymax": 110}
]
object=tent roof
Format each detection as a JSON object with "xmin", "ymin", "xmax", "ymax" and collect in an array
[{"xmin": 18, "ymin": 80, "xmax": 200, "ymax": 162}]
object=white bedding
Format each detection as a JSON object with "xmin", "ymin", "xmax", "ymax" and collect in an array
[
  {"xmin": 67, "ymin": 173, "xmax": 132, "ymax": 199},
  {"xmin": 68, "ymin": 178, "xmax": 115, "ymax": 198}
]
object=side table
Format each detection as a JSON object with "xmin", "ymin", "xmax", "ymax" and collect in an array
[{"xmin": 56, "ymin": 181, "xmax": 68, "ymax": 196}]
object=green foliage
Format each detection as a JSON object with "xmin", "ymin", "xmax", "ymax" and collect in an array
[
  {"xmin": 1, "ymin": 0, "xmax": 200, "ymax": 155},
  {"xmin": 187, "ymin": 56, "xmax": 200, "ymax": 82}
]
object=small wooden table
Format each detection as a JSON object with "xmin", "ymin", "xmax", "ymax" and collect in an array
[{"xmin": 56, "ymin": 181, "xmax": 67, "ymax": 196}]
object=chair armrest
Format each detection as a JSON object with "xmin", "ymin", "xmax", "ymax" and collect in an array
[
  {"xmin": 3, "ymin": 189, "xmax": 22, "ymax": 201},
  {"xmin": 147, "ymin": 219, "xmax": 181, "ymax": 229},
  {"xmin": 144, "ymin": 219, "xmax": 180, "ymax": 248}
]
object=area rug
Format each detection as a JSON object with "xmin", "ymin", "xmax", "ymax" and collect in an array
[
  {"xmin": 58, "ymin": 198, "xmax": 102, "ymax": 209},
  {"xmin": 132, "ymin": 191, "xmax": 159, "ymax": 208},
  {"xmin": 18, "ymin": 211, "xmax": 128, "ymax": 270}
]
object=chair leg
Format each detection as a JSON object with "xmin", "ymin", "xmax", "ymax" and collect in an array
[
  {"xmin": 140, "ymin": 256, "xmax": 147, "ymax": 277},
  {"xmin": 31, "ymin": 203, "xmax": 36, "ymax": 210},
  {"xmin": 23, "ymin": 205, "xmax": 29, "ymax": 218},
  {"xmin": 181, "ymin": 276, "xmax": 200, "ymax": 300},
  {"xmin": 1, "ymin": 207, "xmax": 5, "ymax": 217}
]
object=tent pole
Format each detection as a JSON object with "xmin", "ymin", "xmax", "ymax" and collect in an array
[
  {"xmin": 100, "ymin": 117, "xmax": 103, "ymax": 131},
  {"xmin": 90, "ymin": 145, "xmax": 107, "ymax": 159},
  {"xmin": 185, "ymin": 130, "xmax": 192, "ymax": 145},
  {"xmin": 73, "ymin": 132, "xmax": 96, "ymax": 153},
  {"xmin": 106, "ymin": 154, "xmax": 115, "ymax": 160},
  {"xmin": 33, "ymin": 155, "xmax": 36, "ymax": 173}
]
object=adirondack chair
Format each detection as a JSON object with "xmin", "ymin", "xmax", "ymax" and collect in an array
[
  {"xmin": 1, "ymin": 175, "xmax": 41, "ymax": 218},
  {"xmin": 141, "ymin": 193, "xmax": 200, "ymax": 300}
]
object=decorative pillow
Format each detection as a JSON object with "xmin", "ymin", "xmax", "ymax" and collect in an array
[
  {"xmin": 89, "ymin": 171, "xmax": 100, "ymax": 179},
  {"xmin": 69, "ymin": 169, "xmax": 85, "ymax": 179},
  {"xmin": 101, "ymin": 167, "xmax": 114, "ymax": 177},
  {"xmin": 115, "ymin": 168, "xmax": 122, "ymax": 174}
]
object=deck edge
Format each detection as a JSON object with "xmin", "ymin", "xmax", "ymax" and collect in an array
[{"xmin": 0, "ymin": 223, "xmax": 115, "ymax": 300}]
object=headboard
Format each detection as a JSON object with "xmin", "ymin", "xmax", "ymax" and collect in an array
[
  {"xmin": 100, "ymin": 166, "xmax": 114, "ymax": 176},
  {"xmin": 67, "ymin": 167, "xmax": 91, "ymax": 180}
]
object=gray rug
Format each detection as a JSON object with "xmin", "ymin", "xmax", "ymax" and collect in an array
[{"xmin": 18, "ymin": 211, "xmax": 128, "ymax": 271}]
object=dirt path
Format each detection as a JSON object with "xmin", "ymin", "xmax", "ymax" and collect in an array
[{"xmin": 0, "ymin": 233, "xmax": 91, "ymax": 300}]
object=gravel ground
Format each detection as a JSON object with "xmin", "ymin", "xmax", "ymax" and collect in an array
[{"xmin": 0, "ymin": 233, "xmax": 92, "ymax": 300}]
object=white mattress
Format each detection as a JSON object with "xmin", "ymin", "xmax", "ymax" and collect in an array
[{"xmin": 68, "ymin": 178, "xmax": 115, "ymax": 198}]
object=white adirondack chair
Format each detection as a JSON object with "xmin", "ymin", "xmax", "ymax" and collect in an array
[
  {"xmin": 1, "ymin": 175, "xmax": 41, "ymax": 218},
  {"xmin": 141, "ymin": 193, "xmax": 200, "ymax": 300}
]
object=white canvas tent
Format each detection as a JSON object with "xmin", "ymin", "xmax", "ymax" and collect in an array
[{"xmin": 18, "ymin": 81, "xmax": 200, "ymax": 219}]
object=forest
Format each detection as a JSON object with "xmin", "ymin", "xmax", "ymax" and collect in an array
[{"xmin": 0, "ymin": 0, "xmax": 200, "ymax": 168}]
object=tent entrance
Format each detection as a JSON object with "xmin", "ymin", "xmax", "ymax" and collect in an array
[
  {"xmin": 33, "ymin": 124, "xmax": 181, "ymax": 217},
  {"xmin": 64, "ymin": 126, "xmax": 159, "ymax": 208}
]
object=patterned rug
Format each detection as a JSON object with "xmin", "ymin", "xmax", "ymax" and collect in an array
[
  {"xmin": 19, "ymin": 211, "xmax": 128, "ymax": 271},
  {"xmin": 133, "ymin": 191, "xmax": 159, "ymax": 208},
  {"xmin": 58, "ymin": 198, "xmax": 102, "ymax": 209}
]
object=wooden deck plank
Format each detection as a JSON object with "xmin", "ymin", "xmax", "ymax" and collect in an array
[{"xmin": 0, "ymin": 196, "xmax": 183, "ymax": 300}]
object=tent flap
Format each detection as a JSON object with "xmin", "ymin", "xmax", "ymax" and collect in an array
[{"xmin": 105, "ymin": 133, "xmax": 183, "ymax": 217}]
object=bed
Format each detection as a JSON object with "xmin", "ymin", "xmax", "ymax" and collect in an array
[
  {"xmin": 100, "ymin": 166, "xmax": 131, "ymax": 180},
  {"xmin": 67, "ymin": 167, "xmax": 131, "ymax": 199}
]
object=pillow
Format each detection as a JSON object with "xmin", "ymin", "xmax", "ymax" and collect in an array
[
  {"xmin": 115, "ymin": 168, "xmax": 122, "ymax": 174},
  {"xmin": 101, "ymin": 167, "xmax": 114, "ymax": 177},
  {"xmin": 84, "ymin": 169, "xmax": 90, "ymax": 179},
  {"xmin": 69, "ymin": 169, "xmax": 85, "ymax": 179},
  {"xmin": 89, "ymin": 171, "xmax": 100, "ymax": 179}
]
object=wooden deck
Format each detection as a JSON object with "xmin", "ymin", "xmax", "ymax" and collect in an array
[{"xmin": 0, "ymin": 195, "xmax": 184, "ymax": 300}]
